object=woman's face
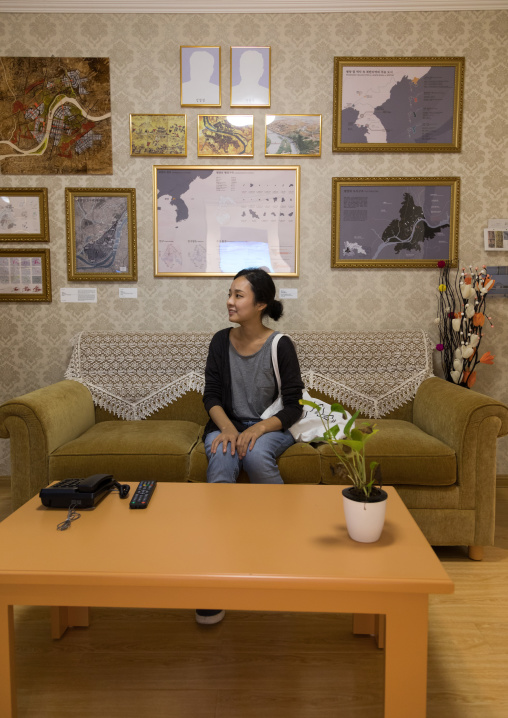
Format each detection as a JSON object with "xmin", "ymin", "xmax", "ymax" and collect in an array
[{"xmin": 227, "ymin": 276, "xmax": 266, "ymax": 324}]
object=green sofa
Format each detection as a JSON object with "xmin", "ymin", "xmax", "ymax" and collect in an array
[{"xmin": 1, "ymin": 375, "xmax": 507, "ymax": 559}]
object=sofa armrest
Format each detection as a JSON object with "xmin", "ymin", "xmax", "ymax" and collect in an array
[
  {"xmin": 0, "ymin": 380, "xmax": 95, "ymax": 509},
  {"xmin": 413, "ymin": 376, "xmax": 508, "ymax": 545}
]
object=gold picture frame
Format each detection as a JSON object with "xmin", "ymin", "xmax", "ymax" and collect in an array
[
  {"xmin": 153, "ymin": 165, "xmax": 300, "ymax": 277},
  {"xmin": 331, "ymin": 177, "xmax": 460, "ymax": 268},
  {"xmin": 0, "ymin": 247, "xmax": 51, "ymax": 301},
  {"xmin": 66, "ymin": 188, "xmax": 137, "ymax": 281},
  {"xmin": 0, "ymin": 188, "xmax": 49, "ymax": 242},
  {"xmin": 230, "ymin": 46, "xmax": 271, "ymax": 108},
  {"xmin": 129, "ymin": 114, "xmax": 187, "ymax": 157},
  {"xmin": 265, "ymin": 115, "xmax": 322, "ymax": 157},
  {"xmin": 332, "ymin": 57, "xmax": 464, "ymax": 152},
  {"xmin": 180, "ymin": 46, "xmax": 221, "ymax": 107},
  {"xmin": 197, "ymin": 115, "xmax": 254, "ymax": 157}
]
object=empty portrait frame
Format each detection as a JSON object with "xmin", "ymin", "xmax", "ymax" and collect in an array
[
  {"xmin": 180, "ymin": 46, "xmax": 221, "ymax": 107},
  {"xmin": 230, "ymin": 46, "xmax": 271, "ymax": 107}
]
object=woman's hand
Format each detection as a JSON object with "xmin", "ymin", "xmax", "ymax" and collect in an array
[
  {"xmin": 211, "ymin": 427, "xmax": 240, "ymax": 455},
  {"xmin": 236, "ymin": 422, "xmax": 267, "ymax": 458}
]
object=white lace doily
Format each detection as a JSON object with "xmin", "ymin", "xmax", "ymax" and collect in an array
[{"xmin": 65, "ymin": 330, "xmax": 434, "ymax": 420}]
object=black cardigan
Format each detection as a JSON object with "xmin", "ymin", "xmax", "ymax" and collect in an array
[{"xmin": 203, "ymin": 328, "xmax": 304, "ymax": 437}]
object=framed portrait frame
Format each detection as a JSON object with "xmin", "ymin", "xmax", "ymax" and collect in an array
[
  {"xmin": 332, "ymin": 57, "xmax": 464, "ymax": 152},
  {"xmin": 197, "ymin": 115, "xmax": 254, "ymax": 157},
  {"xmin": 129, "ymin": 114, "xmax": 187, "ymax": 157},
  {"xmin": 265, "ymin": 115, "xmax": 322, "ymax": 157},
  {"xmin": 153, "ymin": 165, "xmax": 300, "ymax": 277},
  {"xmin": 0, "ymin": 188, "xmax": 49, "ymax": 242},
  {"xmin": 65, "ymin": 188, "xmax": 137, "ymax": 281},
  {"xmin": 180, "ymin": 46, "xmax": 221, "ymax": 107},
  {"xmin": 230, "ymin": 46, "xmax": 271, "ymax": 108},
  {"xmin": 0, "ymin": 247, "xmax": 51, "ymax": 301},
  {"xmin": 331, "ymin": 177, "xmax": 459, "ymax": 268}
]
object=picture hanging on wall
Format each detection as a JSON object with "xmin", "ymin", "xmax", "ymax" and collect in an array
[
  {"xmin": 65, "ymin": 188, "xmax": 137, "ymax": 281},
  {"xmin": 265, "ymin": 115, "xmax": 322, "ymax": 157},
  {"xmin": 331, "ymin": 177, "xmax": 460, "ymax": 268},
  {"xmin": 0, "ymin": 188, "xmax": 49, "ymax": 242},
  {"xmin": 197, "ymin": 115, "xmax": 253, "ymax": 157},
  {"xmin": 129, "ymin": 114, "xmax": 187, "ymax": 157},
  {"xmin": 0, "ymin": 57, "xmax": 112, "ymax": 174},
  {"xmin": 230, "ymin": 47, "xmax": 271, "ymax": 107},
  {"xmin": 153, "ymin": 165, "xmax": 300, "ymax": 277},
  {"xmin": 0, "ymin": 248, "xmax": 51, "ymax": 301},
  {"xmin": 180, "ymin": 46, "xmax": 221, "ymax": 107},
  {"xmin": 332, "ymin": 57, "xmax": 464, "ymax": 152}
]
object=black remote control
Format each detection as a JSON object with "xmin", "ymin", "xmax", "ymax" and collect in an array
[{"xmin": 129, "ymin": 480, "xmax": 157, "ymax": 509}]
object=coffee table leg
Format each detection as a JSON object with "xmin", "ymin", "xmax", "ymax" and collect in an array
[
  {"xmin": 385, "ymin": 595, "xmax": 428, "ymax": 718},
  {"xmin": 0, "ymin": 602, "xmax": 17, "ymax": 718},
  {"xmin": 51, "ymin": 606, "xmax": 90, "ymax": 639}
]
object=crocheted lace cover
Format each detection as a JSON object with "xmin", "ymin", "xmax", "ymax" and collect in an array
[{"xmin": 65, "ymin": 330, "xmax": 434, "ymax": 420}]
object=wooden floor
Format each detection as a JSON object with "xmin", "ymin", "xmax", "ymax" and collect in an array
[{"xmin": 1, "ymin": 477, "xmax": 507, "ymax": 718}]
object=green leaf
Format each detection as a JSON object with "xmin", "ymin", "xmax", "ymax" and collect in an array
[
  {"xmin": 369, "ymin": 461, "xmax": 379, "ymax": 471},
  {"xmin": 343, "ymin": 411, "xmax": 359, "ymax": 437},
  {"xmin": 350, "ymin": 428, "xmax": 366, "ymax": 443},
  {"xmin": 329, "ymin": 424, "xmax": 340, "ymax": 438},
  {"xmin": 299, "ymin": 399, "xmax": 321, "ymax": 411},
  {"xmin": 336, "ymin": 438, "xmax": 364, "ymax": 453},
  {"xmin": 330, "ymin": 403, "xmax": 345, "ymax": 414}
]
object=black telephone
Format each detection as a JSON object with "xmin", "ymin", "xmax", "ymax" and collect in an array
[{"xmin": 40, "ymin": 474, "xmax": 129, "ymax": 508}]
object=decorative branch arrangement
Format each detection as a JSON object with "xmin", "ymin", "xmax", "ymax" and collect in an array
[{"xmin": 436, "ymin": 261, "xmax": 495, "ymax": 388}]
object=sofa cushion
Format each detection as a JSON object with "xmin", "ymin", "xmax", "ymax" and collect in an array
[
  {"xmin": 49, "ymin": 420, "xmax": 202, "ymax": 483},
  {"xmin": 318, "ymin": 419, "xmax": 456, "ymax": 486},
  {"xmin": 188, "ymin": 438, "xmax": 321, "ymax": 484}
]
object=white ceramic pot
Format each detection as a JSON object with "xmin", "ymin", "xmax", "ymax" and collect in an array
[{"xmin": 342, "ymin": 487, "xmax": 388, "ymax": 543}]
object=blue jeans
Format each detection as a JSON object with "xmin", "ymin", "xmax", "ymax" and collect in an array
[{"xmin": 204, "ymin": 422, "xmax": 295, "ymax": 484}]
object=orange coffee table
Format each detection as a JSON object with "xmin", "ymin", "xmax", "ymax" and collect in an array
[{"xmin": 0, "ymin": 483, "xmax": 453, "ymax": 718}]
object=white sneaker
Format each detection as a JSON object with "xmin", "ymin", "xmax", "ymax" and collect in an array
[{"xmin": 195, "ymin": 609, "xmax": 225, "ymax": 625}]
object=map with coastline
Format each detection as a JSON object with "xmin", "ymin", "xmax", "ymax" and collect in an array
[
  {"xmin": 266, "ymin": 115, "xmax": 321, "ymax": 156},
  {"xmin": 0, "ymin": 57, "xmax": 112, "ymax": 174},
  {"xmin": 156, "ymin": 168, "xmax": 297, "ymax": 274},
  {"xmin": 340, "ymin": 184, "xmax": 451, "ymax": 260},
  {"xmin": 198, "ymin": 115, "xmax": 253, "ymax": 157},
  {"xmin": 341, "ymin": 65, "xmax": 456, "ymax": 144},
  {"xmin": 73, "ymin": 196, "xmax": 130, "ymax": 274}
]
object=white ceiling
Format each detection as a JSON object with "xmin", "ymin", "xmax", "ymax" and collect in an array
[{"xmin": 2, "ymin": 0, "xmax": 508, "ymax": 13}]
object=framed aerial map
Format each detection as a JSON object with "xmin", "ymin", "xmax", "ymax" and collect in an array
[
  {"xmin": 197, "ymin": 115, "xmax": 253, "ymax": 157},
  {"xmin": 331, "ymin": 177, "xmax": 459, "ymax": 268},
  {"xmin": 0, "ymin": 188, "xmax": 49, "ymax": 241},
  {"xmin": 0, "ymin": 248, "xmax": 51, "ymax": 301},
  {"xmin": 129, "ymin": 114, "xmax": 187, "ymax": 157},
  {"xmin": 332, "ymin": 57, "xmax": 464, "ymax": 152},
  {"xmin": 265, "ymin": 115, "xmax": 321, "ymax": 157},
  {"xmin": 65, "ymin": 188, "xmax": 137, "ymax": 281},
  {"xmin": 153, "ymin": 165, "xmax": 300, "ymax": 277},
  {"xmin": 0, "ymin": 57, "xmax": 112, "ymax": 174}
]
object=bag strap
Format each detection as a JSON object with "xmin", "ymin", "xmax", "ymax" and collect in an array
[{"xmin": 270, "ymin": 332, "xmax": 286, "ymax": 395}]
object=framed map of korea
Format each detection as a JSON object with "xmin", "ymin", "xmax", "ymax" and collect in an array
[
  {"xmin": 333, "ymin": 57, "xmax": 464, "ymax": 152},
  {"xmin": 153, "ymin": 165, "xmax": 300, "ymax": 277}
]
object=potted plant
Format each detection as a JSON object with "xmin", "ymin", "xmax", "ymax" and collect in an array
[{"xmin": 300, "ymin": 398, "xmax": 387, "ymax": 543}]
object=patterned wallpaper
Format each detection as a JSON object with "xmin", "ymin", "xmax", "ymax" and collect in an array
[{"xmin": 1, "ymin": 9, "xmax": 507, "ymax": 474}]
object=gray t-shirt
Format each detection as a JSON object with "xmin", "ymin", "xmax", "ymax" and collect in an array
[{"xmin": 229, "ymin": 331, "xmax": 278, "ymax": 422}]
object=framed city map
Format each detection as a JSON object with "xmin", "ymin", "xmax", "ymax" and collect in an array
[
  {"xmin": 66, "ymin": 188, "xmax": 137, "ymax": 281},
  {"xmin": 197, "ymin": 115, "xmax": 253, "ymax": 157},
  {"xmin": 0, "ymin": 248, "xmax": 51, "ymax": 301},
  {"xmin": 331, "ymin": 177, "xmax": 459, "ymax": 268},
  {"xmin": 0, "ymin": 188, "xmax": 49, "ymax": 241},
  {"xmin": 129, "ymin": 114, "xmax": 187, "ymax": 157},
  {"xmin": 153, "ymin": 165, "xmax": 300, "ymax": 277},
  {"xmin": 0, "ymin": 57, "xmax": 112, "ymax": 174},
  {"xmin": 333, "ymin": 57, "xmax": 464, "ymax": 152},
  {"xmin": 265, "ymin": 115, "xmax": 321, "ymax": 157}
]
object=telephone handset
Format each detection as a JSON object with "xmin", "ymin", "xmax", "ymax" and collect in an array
[{"xmin": 40, "ymin": 473, "xmax": 129, "ymax": 508}]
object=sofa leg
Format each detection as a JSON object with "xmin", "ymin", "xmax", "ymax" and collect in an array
[{"xmin": 468, "ymin": 545, "xmax": 484, "ymax": 561}]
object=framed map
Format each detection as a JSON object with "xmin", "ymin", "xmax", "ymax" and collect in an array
[
  {"xmin": 153, "ymin": 165, "xmax": 300, "ymax": 277},
  {"xmin": 0, "ymin": 57, "xmax": 112, "ymax": 174},
  {"xmin": 0, "ymin": 188, "xmax": 49, "ymax": 241},
  {"xmin": 331, "ymin": 177, "xmax": 459, "ymax": 268},
  {"xmin": 129, "ymin": 114, "xmax": 187, "ymax": 157},
  {"xmin": 265, "ymin": 115, "xmax": 321, "ymax": 157},
  {"xmin": 65, "ymin": 188, "xmax": 137, "ymax": 281},
  {"xmin": 197, "ymin": 115, "xmax": 253, "ymax": 157},
  {"xmin": 0, "ymin": 248, "xmax": 51, "ymax": 301},
  {"xmin": 180, "ymin": 46, "xmax": 221, "ymax": 107},
  {"xmin": 333, "ymin": 57, "xmax": 464, "ymax": 152}
]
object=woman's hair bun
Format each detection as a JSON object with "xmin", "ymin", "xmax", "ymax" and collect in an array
[{"xmin": 267, "ymin": 299, "xmax": 283, "ymax": 321}]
